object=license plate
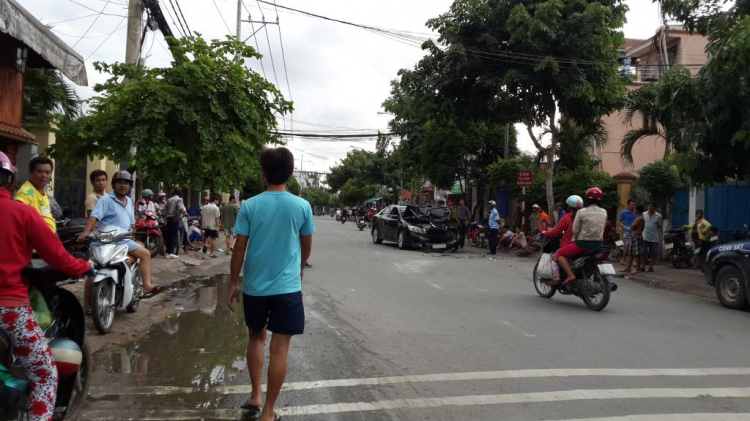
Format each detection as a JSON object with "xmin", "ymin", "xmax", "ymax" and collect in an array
[
  {"xmin": 615, "ymin": 240, "xmax": 624, "ymax": 247},
  {"xmin": 598, "ymin": 263, "xmax": 615, "ymax": 275},
  {"xmin": 664, "ymin": 242, "xmax": 674, "ymax": 250},
  {"xmin": 433, "ymin": 243, "xmax": 447, "ymax": 250},
  {"xmin": 479, "ymin": 233, "xmax": 485, "ymax": 237}
]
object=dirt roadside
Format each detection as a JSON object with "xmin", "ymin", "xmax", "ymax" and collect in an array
[{"xmin": 64, "ymin": 243, "xmax": 233, "ymax": 355}]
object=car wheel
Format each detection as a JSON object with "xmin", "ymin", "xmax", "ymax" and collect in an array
[
  {"xmin": 372, "ymin": 227, "xmax": 383, "ymax": 244},
  {"xmin": 397, "ymin": 230, "xmax": 410, "ymax": 250},
  {"xmin": 715, "ymin": 265, "xmax": 748, "ymax": 310}
]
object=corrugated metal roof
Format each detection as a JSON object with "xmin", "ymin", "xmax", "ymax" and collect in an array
[
  {"xmin": 0, "ymin": 0, "xmax": 87, "ymax": 85},
  {"xmin": 0, "ymin": 121, "xmax": 35, "ymax": 141}
]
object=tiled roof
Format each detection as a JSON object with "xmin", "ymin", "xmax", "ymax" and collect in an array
[
  {"xmin": 622, "ymin": 38, "xmax": 647, "ymax": 50},
  {"xmin": 0, "ymin": 122, "xmax": 35, "ymax": 142}
]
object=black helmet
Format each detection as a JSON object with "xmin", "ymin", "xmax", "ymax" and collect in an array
[{"xmin": 111, "ymin": 170, "xmax": 134, "ymax": 186}]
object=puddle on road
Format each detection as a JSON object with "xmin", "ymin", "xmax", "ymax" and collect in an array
[{"xmin": 88, "ymin": 274, "xmax": 251, "ymax": 411}]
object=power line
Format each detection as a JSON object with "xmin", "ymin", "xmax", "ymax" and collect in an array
[
  {"xmin": 86, "ymin": 16, "xmax": 127, "ymax": 61},
  {"xmin": 72, "ymin": 0, "xmax": 111, "ymax": 48},
  {"xmin": 66, "ymin": 0, "xmax": 127, "ymax": 17},
  {"xmin": 47, "ymin": 13, "xmax": 99, "ymax": 26},
  {"xmin": 241, "ymin": 0, "xmax": 267, "ymax": 80},
  {"xmin": 173, "ymin": 0, "xmax": 192, "ymax": 34},
  {"xmin": 166, "ymin": 0, "xmax": 188, "ymax": 37},
  {"xmin": 159, "ymin": 0, "xmax": 185, "ymax": 37},
  {"xmin": 273, "ymin": 0, "xmax": 294, "ymax": 141},
  {"xmin": 212, "ymin": 0, "xmax": 233, "ymax": 34}
]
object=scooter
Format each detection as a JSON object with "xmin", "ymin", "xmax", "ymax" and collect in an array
[
  {"xmin": 87, "ymin": 227, "xmax": 143, "ymax": 334},
  {"xmin": 357, "ymin": 217, "xmax": 366, "ymax": 231},
  {"xmin": 56, "ymin": 218, "xmax": 90, "ymax": 260},
  {"xmin": 134, "ymin": 211, "xmax": 164, "ymax": 258},
  {"xmin": 0, "ymin": 258, "xmax": 93, "ymax": 420},
  {"xmin": 608, "ymin": 231, "xmax": 624, "ymax": 262},
  {"xmin": 467, "ymin": 221, "xmax": 486, "ymax": 248},
  {"xmin": 663, "ymin": 229, "xmax": 695, "ymax": 269},
  {"xmin": 532, "ymin": 242, "xmax": 616, "ymax": 311}
]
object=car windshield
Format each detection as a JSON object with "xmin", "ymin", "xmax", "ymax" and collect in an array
[{"xmin": 403, "ymin": 206, "xmax": 448, "ymax": 222}]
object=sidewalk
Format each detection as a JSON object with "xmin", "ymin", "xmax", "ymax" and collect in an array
[{"xmin": 456, "ymin": 240, "xmax": 716, "ymax": 301}]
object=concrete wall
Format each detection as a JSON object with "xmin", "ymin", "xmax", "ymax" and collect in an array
[{"xmin": 597, "ymin": 110, "xmax": 666, "ymax": 177}]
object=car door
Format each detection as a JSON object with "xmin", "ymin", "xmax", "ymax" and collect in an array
[
  {"xmin": 384, "ymin": 207, "xmax": 401, "ymax": 240},
  {"xmin": 375, "ymin": 206, "xmax": 392, "ymax": 239}
]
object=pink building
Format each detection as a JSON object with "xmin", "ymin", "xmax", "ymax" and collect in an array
[{"xmin": 593, "ymin": 27, "xmax": 708, "ymax": 177}]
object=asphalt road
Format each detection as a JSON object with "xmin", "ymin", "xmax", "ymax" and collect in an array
[{"xmin": 82, "ymin": 216, "xmax": 750, "ymax": 420}]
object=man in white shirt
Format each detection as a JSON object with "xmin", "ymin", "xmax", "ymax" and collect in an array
[
  {"xmin": 641, "ymin": 202, "xmax": 663, "ymax": 272},
  {"xmin": 201, "ymin": 196, "xmax": 221, "ymax": 258}
]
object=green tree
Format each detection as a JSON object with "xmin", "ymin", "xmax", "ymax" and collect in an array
[
  {"xmin": 419, "ymin": 0, "xmax": 628, "ymax": 213},
  {"xmin": 327, "ymin": 149, "xmax": 383, "ymax": 193},
  {"xmin": 659, "ymin": 0, "xmax": 750, "ymax": 183},
  {"xmin": 52, "ymin": 35, "xmax": 291, "ymax": 191},
  {"xmin": 620, "ymin": 65, "xmax": 700, "ymax": 164},
  {"xmin": 633, "ymin": 161, "xmax": 683, "ymax": 210},
  {"xmin": 286, "ymin": 176, "xmax": 301, "ymax": 196},
  {"xmin": 339, "ymin": 178, "xmax": 379, "ymax": 205},
  {"xmin": 301, "ymin": 187, "xmax": 334, "ymax": 208},
  {"xmin": 22, "ymin": 68, "xmax": 80, "ymax": 126}
]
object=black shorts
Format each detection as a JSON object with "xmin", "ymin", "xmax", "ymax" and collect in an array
[
  {"xmin": 204, "ymin": 229, "xmax": 219, "ymax": 239},
  {"xmin": 243, "ymin": 291, "xmax": 305, "ymax": 335}
]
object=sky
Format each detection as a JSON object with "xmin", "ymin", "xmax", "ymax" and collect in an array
[{"xmin": 22, "ymin": 0, "xmax": 662, "ymax": 173}]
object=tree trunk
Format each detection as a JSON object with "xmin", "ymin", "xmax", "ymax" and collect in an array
[{"xmin": 545, "ymin": 149, "xmax": 555, "ymax": 215}]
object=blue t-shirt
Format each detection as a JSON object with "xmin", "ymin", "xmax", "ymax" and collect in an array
[
  {"xmin": 91, "ymin": 192, "xmax": 135, "ymax": 229},
  {"xmin": 234, "ymin": 191, "xmax": 315, "ymax": 296},
  {"xmin": 619, "ymin": 209, "xmax": 636, "ymax": 233},
  {"xmin": 488, "ymin": 208, "xmax": 500, "ymax": 229}
]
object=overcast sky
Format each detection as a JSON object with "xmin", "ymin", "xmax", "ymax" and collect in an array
[{"xmin": 23, "ymin": 0, "xmax": 662, "ymax": 173}]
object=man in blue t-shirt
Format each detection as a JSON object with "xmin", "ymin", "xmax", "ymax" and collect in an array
[
  {"xmin": 618, "ymin": 199, "xmax": 637, "ymax": 265},
  {"xmin": 487, "ymin": 200, "xmax": 501, "ymax": 255},
  {"xmin": 228, "ymin": 147, "xmax": 315, "ymax": 421}
]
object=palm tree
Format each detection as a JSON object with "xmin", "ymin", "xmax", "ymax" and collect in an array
[
  {"xmin": 620, "ymin": 65, "xmax": 699, "ymax": 165},
  {"xmin": 22, "ymin": 68, "xmax": 81, "ymax": 127}
]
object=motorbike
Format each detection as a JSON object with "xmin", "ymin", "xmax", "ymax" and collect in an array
[
  {"xmin": 532, "ymin": 243, "xmax": 616, "ymax": 311},
  {"xmin": 357, "ymin": 217, "xmax": 366, "ymax": 231},
  {"xmin": 87, "ymin": 227, "xmax": 144, "ymax": 334},
  {"xmin": 663, "ymin": 229, "xmax": 695, "ymax": 269},
  {"xmin": 56, "ymin": 218, "xmax": 90, "ymax": 261},
  {"xmin": 467, "ymin": 221, "xmax": 486, "ymax": 248},
  {"xmin": 608, "ymin": 231, "xmax": 624, "ymax": 262},
  {"xmin": 340, "ymin": 215, "xmax": 347, "ymax": 224},
  {"xmin": 134, "ymin": 211, "xmax": 164, "ymax": 258},
  {"xmin": 1, "ymin": 257, "xmax": 92, "ymax": 420}
]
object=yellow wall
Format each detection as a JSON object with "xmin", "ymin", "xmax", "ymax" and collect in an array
[{"xmin": 28, "ymin": 126, "xmax": 56, "ymax": 196}]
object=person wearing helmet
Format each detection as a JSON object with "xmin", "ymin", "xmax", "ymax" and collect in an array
[
  {"xmin": 556, "ymin": 188, "xmax": 608, "ymax": 285},
  {"xmin": 77, "ymin": 170, "xmax": 162, "ymax": 298},
  {"xmin": 0, "ymin": 152, "xmax": 92, "ymax": 421},
  {"xmin": 136, "ymin": 189, "xmax": 157, "ymax": 219},
  {"xmin": 541, "ymin": 195, "xmax": 584, "ymax": 283},
  {"xmin": 155, "ymin": 190, "xmax": 167, "ymax": 217}
]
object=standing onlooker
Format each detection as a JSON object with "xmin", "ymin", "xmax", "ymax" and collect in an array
[
  {"xmin": 456, "ymin": 198, "xmax": 472, "ymax": 249},
  {"xmin": 83, "ymin": 170, "xmax": 107, "ymax": 314},
  {"xmin": 553, "ymin": 203, "xmax": 566, "ymax": 227},
  {"xmin": 538, "ymin": 206, "xmax": 550, "ymax": 238},
  {"xmin": 201, "ymin": 196, "xmax": 221, "ymax": 258},
  {"xmin": 529, "ymin": 205, "xmax": 541, "ymax": 237},
  {"xmin": 487, "ymin": 200, "xmax": 500, "ymax": 255},
  {"xmin": 623, "ymin": 204, "xmax": 645, "ymax": 279},
  {"xmin": 14, "ymin": 156, "xmax": 56, "ymax": 233},
  {"xmin": 618, "ymin": 199, "xmax": 637, "ymax": 265},
  {"xmin": 227, "ymin": 147, "xmax": 314, "ymax": 421},
  {"xmin": 642, "ymin": 202, "xmax": 663, "ymax": 273},
  {"xmin": 222, "ymin": 195, "xmax": 240, "ymax": 255},
  {"xmin": 85, "ymin": 170, "xmax": 107, "ymax": 218},
  {"xmin": 177, "ymin": 200, "xmax": 189, "ymax": 255},
  {"xmin": 682, "ymin": 209, "xmax": 712, "ymax": 268},
  {"xmin": 164, "ymin": 188, "xmax": 184, "ymax": 259}
]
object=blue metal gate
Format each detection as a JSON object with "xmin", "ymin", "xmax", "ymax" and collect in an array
[
  {"xmin": 704, "ymin": 184, "xmax": 750, "ymax": 234},
  {"xmin": 672, "ymin": 188, "xmax": 689, "ymax": 228}
]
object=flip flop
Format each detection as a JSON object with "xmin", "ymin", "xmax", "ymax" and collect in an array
[
  {"xmin": 139, "ymin": 285, "xmax": 165, "ymax": 300},
  {"xmin": 240, "ymin": 403, "xmax": 260, "ymax": 413}
]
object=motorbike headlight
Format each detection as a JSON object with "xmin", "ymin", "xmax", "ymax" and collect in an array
[
  {"xmin": 99, "ymin": 231, "xmax": 115, "ymax": 244},
  {"xmin": 408, "ymin": 225, "xmax": 425, "ymax": 235}
]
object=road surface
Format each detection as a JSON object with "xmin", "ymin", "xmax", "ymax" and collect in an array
[{"xmin": 82, "ymin": 216, "xmax": 750, "ymax": 420}]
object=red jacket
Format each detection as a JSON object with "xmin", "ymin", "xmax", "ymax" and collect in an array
[
  {"xmin": 544, "ymin": 212, "xmax": 575, "ymax": 248},
  {"xmin": 0, "ymin": 189, "xmax": 90, "ymax": 307}
]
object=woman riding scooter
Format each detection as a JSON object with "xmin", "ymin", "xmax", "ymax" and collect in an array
[
  {"xmin": 556, "ymin": 187, "xmax": 608, "ymax": 285},
  {"xmin": 541, "ymin": 195, "xmax": 584, "ymax": 283}
]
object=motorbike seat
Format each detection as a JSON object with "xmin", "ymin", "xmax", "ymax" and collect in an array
[{"xmin": 21, "ymin": 259, "xmax": 71, "ymax": 285}]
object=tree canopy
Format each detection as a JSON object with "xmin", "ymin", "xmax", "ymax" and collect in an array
[
  {"xmin": 51, "ymin": 35, "xmax": 291, "ymax": 191},
  {"xmin": 22, "ymin": 68, "xmax": 80, "ymax": 127}
]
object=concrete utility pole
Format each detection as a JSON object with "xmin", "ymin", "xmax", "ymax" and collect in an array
[
  {"xmin": 126, "ymin": 0, "xmax": 143, "ymax": 65},
  {"xmin": 236, "ymin": 0, "xmax": 242, "ymax": 38}
]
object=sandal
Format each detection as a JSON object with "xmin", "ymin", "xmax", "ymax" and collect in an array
[
  {"xmin": 240, "ymin": 403, "xmax": 260, "ymax": 413},
  {"xmin": 139, "ymin": 285, "xmax": 165, "ymax": 300}
]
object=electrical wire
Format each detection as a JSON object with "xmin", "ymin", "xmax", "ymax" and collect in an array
[
  {"xmin": 72, "ymin": 0, "xmax": 111, "ymax": 48},
  {"xmin": 47, "ymin": 13, "xmax": 99, "ymax": 26},
  {"xmin": 66, "ymin": 0, "xmax": 126, "ymax": 17},
  {"xmin": 254, "ymin": 0, "xmax": 284, "ymax": 132},
  {"xmin": 241, "ymin": 0, "xmax": 268, "ymax": 80},
  {"xmin": 273, "ymin": 1, "xmax": 294, "ymax": 141},
  {"xmin": 85, "ymin": 16, "xmax": 127, "ymax": 61},
  {"xmin": 212, "ymin": 0, "xmax": 233, "ymax": 34},
  {"xmin": 173, "ymin": 0, "xmax": 192, "ymax": 34},
  {"xmin": 160, "ymin": 0, "xmax": 186, "ymax": 38},
  {"xmin": 166, "ymin": 0, "xmax": 188, "ymax": 37}
]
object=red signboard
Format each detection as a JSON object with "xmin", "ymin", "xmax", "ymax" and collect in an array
[{"xmin": 516, "ymin": 170, "xmax": 533, "ymax": 187}]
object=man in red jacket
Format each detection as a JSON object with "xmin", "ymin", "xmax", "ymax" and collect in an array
[{"xmin": 0, "ymin": 152, "xmax": 91, "ymax": 421}]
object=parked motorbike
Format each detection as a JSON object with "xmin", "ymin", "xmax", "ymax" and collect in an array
[
  {"xmin": 663, "ymin": 229, "xmax": 695, "ymax": 269},
  {"xmin": 56, "ymin": 218, "xmax": 89, "ymax": 260},
  {"xmin": 87, "ymin": 227, "xmax": 143, "ymax": 334},
  {"xmin": 532, "ymin": 245, "xmax": 615, "ymax": 311},
  {"xmin": 0, "ymin": 258, "xmax": 92, "ymax": 420},
  {"xmin": 608, "ymin": 231, "xmax": 624, "ymax": 262},
  {"xmin": 467, "ymin": 221, "xmax": 486, "ymax": 248},
  {"xmin": 134, "ymin": 211, "xmax": 164, "ymax": 258}
]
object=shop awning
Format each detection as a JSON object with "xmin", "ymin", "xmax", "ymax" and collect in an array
[
  {"xmin": 0, "ymin": 0, "xmax": 88, "ymax": 85},
  {"xmin": 364, "ymin": 197, "xmax": 382, "ymax": 205}
]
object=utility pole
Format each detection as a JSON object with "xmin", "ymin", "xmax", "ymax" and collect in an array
[
  {"xmin": 125, "ymin": 0, "xmax": 143, "ymax": 65},
  {"xmin": 236, "ymin": 0, "xmax": 242, "ymax": 38}
]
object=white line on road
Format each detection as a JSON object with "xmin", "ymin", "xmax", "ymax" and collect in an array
[
  {"xmin": 426, "ymin": 281, "xmax": 444, "ymax": 290},
  {"xmin": 89, "ymin": 367, "xmax": 750, "ymax": 396},
  {"xmin": 80, "ymin": 388, "xmax": 750, "ymax": 418},
  {"xmin": 556, "ymin": 415, "xmax": 750, "ymax": 421}
]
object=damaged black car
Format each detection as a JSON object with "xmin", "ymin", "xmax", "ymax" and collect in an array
[{"xmin": 371, "ymin": 205, "xmax": 458, "ymax": 251}]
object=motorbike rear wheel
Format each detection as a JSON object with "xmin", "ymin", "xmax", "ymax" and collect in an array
[
  {"xmin": 63, "ymin": 339, "xmax": 91, "ymax": 420},
  {"xmin": 92, "ymin": 279, "xmax": 116, "ymax": 334},
  {"xmin": 145, "ymin": 234, "xmax": 163, "ymax": 258},
  {"xmin": 532, "ymin": 261, "xmax": 556, "ymax": 299},
  {"xmin": 608, "ymin": 244, "xmax": 621, "ymax": 262},
  {"xmin": 671, "ymin": 251, "xmax": 683, "ymax": 269},
  {"xmin": 468, "ymin": 234, "xmax": 480, "ymax": 248},
  {"xmin": 582, "ymin": 271, "xmax": 611, "ymax": 311}
]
